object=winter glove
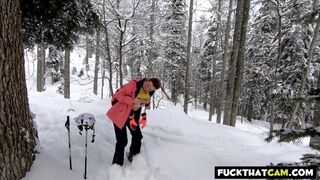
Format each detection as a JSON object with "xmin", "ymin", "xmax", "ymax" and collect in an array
[
  {"xmin": 145, "ymin": 103, "xmax": 151, "ymax": 110},
  {"xmin": 129, "ymin": 115, "xmax": 137, "ymax": 130},
  {"xmin": 139, "ymin": 113, "xmax": 147, "ymax": 129}
]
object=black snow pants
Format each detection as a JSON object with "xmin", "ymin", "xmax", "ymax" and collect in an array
[{"xmin": 112, "ymin": 109, "xmax": 143, "ymax": 166}]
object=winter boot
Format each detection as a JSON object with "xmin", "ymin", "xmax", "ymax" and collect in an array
[{"xmin": 127, "ymin": 151, "xmax": 134, "ymax": 162}]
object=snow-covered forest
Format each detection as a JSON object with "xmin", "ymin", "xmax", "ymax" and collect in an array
[{"xmin": 1, "ymin": 0, "xmax": 320, "ymax": 179}]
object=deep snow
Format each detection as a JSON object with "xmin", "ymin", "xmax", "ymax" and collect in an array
[{"xmin": 22, "ymin": 48, "xmax": 317, "ymax": 180}]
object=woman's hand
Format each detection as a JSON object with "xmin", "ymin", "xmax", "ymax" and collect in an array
[
  {"xmin": 141, "ymin": 99, "xmax": 150, "ymax": 105},
  {"xmin": 133, "ymin": 98, "xmax": 142, "ymax": 106},
  {"xmin": 132, "ymin": 98, "xmax": 142, "ymax": 111},
  {"xmin": 132, "ymin": 98, "xmax": 150, "ymax": 111}
]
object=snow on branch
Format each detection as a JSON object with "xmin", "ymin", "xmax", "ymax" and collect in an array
[
  {"xmin": 266, "ymin": 126, "xmax": 320, "ymax": 143},
  {"xmin": 122, "ymin": 35, "xmax": 136, "ymax": 48}
]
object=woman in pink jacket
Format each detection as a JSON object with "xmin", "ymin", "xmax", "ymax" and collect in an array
[{"xmin": 107, "ymin": 78, "xmax": 161, "ymax": 166}]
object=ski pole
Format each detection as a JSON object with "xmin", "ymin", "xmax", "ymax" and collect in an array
[
  {"xmin": 74, "ymin": 113, "xmax": 95, "ymax": 179},
  {"xmin": 65, "ymin": 116, "xmax": 72, "ymax": 170},
  {"xmin": 84, "ymin": 126, "xmax": 88, "ymax": 179}
]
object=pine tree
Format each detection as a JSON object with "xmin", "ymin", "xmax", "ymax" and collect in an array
[
  {"xmin": 47, "ymin": 45, "xmax": 64, "ymax": 84},
  {"xmin": 21, "ymin": 0, "xmax": 100, "ymax": 49},
  {"xmin": 244, "ymin": 0, "xmax": 319, "ymax": 129},
  {"xmin": 243, "ymin": 1, "xmax": 278, "ymax": 121},
  {"xmin": 162, "ymin": 0, "xmax": 187, "ymax": 104},
  {"xmin": 274, "ymin": 0, "xmax": 313, "ymax": 128},
  {"xmin": 267, "ymin": 126, "xmax": 320, "ymax": 168},
  {"xmin": 21, "ymin": 0, "xmax": 100, "ymax": 96},
  {"xmin": 199, "ymin": 24, "xmax": 217, "ymax": 111},
  {"xmin": 192, "ymin": 15, "xmax": 208, "ymax": 109}
]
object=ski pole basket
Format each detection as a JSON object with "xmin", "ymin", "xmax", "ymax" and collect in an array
[
  {"xmin": 75, "ymin": 113, "xmax": 96, "ymax": 142},
  {"xmin": 74, "ymin": 113, "xmax": 96, "ymax": 179}
]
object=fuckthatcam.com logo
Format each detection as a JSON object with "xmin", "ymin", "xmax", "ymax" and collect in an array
[{"xmin": 214, "ymin": 166, "xmax": 317, "ymax": 179}]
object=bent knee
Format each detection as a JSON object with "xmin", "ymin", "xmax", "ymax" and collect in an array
[{"xmin": 133, "ymin": 133, "xmax": 143, "ymax": 140}]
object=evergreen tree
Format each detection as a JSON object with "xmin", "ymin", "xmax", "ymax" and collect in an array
[
  {"xmin": 243, "ymin": 1, "xmax": 278, "ymax": 120},
  {"xmin": 47, "ymin": 45, "xmax": 64, "ymax": 84},
  {"xmin": 267, "ymin": 126, "xmax": 320, "ymax": 168},
  {"xmin": 275, "ymin": 0, "xmax": 313, "ymax": 128},
  {"xmin": 162, "ymin": 0, "xmax": 187, "ymax": 103},
  {"xmin": 192, "ymin": 15, "xmax": 209, "ymax": 109},
  {"xmin": 244, "ymin": 0, "xmax": 319, "ymax": 127},
  {"xmin": 21, "ymin": 0, "xmax": 100, "ymax": 95},
  {"xmin": 198, "ymin": 23, "xmax": 217, "ymax": 110},
  {"xmin": 21, "ymin": 0, "xmax": 100, "ymax": 49}
]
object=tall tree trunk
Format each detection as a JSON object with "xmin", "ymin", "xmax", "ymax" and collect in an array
[
  {"xmin": 217, "ymin": 0, "xmax": 233, "ymax": 124},
  {"xmin": 309, "ymin": 0, "xmax": 320, "ymax": 149},
  {"xmin": 247, "ymin": 93, "xmax": 254, "ymax": 122},
  {"xmin": 204, "ymin": 101, "xmax": 207, "ymax": 111},
  {"xmin": 288, "ymin": 9, "xmax": 320, "ymax": 129},
  {"xmin": 195, "ymin": 89, "xmax": 197, "ymax": 109},
  {"xmin": 183, "ymin": 0, "xmax": 194, "ymax": 114},
  {"xmin": 230, "ymin": 0, "xmax": 251, "ymax": 127},
  {"xmin": 130, "ymin": 17, "xmax": 137, "ymax": 78},
  {"xmin": 102, "ymin": 0, "xmax": 113, "ymax": 98},
  {"xmin": 310, "ymin": 71, "xmax": 320, "ymax": 150},
  {"xmin": 147, "ymin": 0, "xmax": 156, "ymax": 77},
  {"xmin": 85, "ymin": 35, "xmax": 90, "ymax": 71},
  {"xmin": 101, "ymin": 0, "xmax": 106, "ymax": 99},
  {"xmin": 129, "ymin": 44, "xmax": 134, "ymax": 78},
  {"xmin": 199, "ymin": 87, "xmax": 202, "ymax": 105},
  {"xmin": 116, "ymin": 0, "xmax": 122, "ymax": 88},
  {"xmin": 209, "ymin": 0, "xmax": 222, "ymax": 121},
  {"xmin": 223, "ymin": 0, "xmax": 245, "ymax": 126},
  {"xmin": 0, "ymin": 0, "xmax": 38, "ymax": 179},
  {"xmin": 101, "ymin": 57, "xmax": 106, "ymax": 99},
  {"xmin": 119, "ymin": 33, "xmax": 124, "ymax": 86},
  {"xmin": 136, "ymin": 40, "xmax": 143, "ymax": 77},
  {"xmin": 93, "ymin": 30, "xmax": 100, "ymax": 95},
  {"xmin": 118, "ymin": 19, "xmax": 124, "ymax": 87},
  {"xmin": 269, "ymin": 98, "xmax": 275, "ymax": 137},
  {"xmin": 64, "ymin": 48, "xmax": 71, "ymax": 99},
  {"xmin": 270, "ymin": 0, "xmax": 282, "ymax": 134},
  {"xmin": 106, "ymin": 27, "xmax": 114, "ymax": 97},
  {"xmin": 209, "ymin": 57, "xmax": 217, "ymax": 121},
  {"xmin": 37, "ymin": 43, "xmax": 45, "ymax": 92},
  {"xmin": 171, "ymin": 79, "xmax": 177, "ymax": 104},
  {"xmin": 116, "ymin": 65, "xmax": 119, "ymax": 89},
  {"xmin": 48, "ymin": 47, "xmax": 53, "ymax": 85}
]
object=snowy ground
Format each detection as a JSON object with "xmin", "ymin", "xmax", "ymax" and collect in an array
[{"xmin": 22, "ymin": 48, "xmax": 318, "ymax": 180}]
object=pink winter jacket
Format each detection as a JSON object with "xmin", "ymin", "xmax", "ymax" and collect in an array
[{"xmin": 106, "ymin": 80, "xmax": 137, "ymax": 129}]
